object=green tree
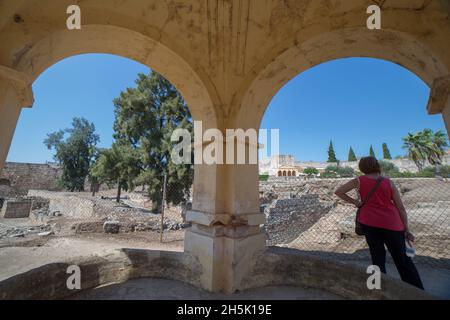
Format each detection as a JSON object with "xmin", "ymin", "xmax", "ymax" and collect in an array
[
  {"xmin": 91, "ymin": 143, "xmax": 142, "ymax": 202},
  {"xmin": 304, "ymin": 167, "xmax": 319, "ymax": 176},
  {"xmin": 379, "ymin": 160, "xmax": 399, "ymax": 177},
  {"xmin": 321, "ymin": 165, "xmax": 338, "ymax": 178},
  {"xmin": 425, "ymin": 129, "xmax": 448, "ymax": 165},
  {"xmin": 348, "ymin": 147, "xmax": 357, "ymax": 162},
  {"xmin": 44, "ymin": 117, "xmax": 99, "ymax": 191},
  {"xmin": 382, "ymin": 143, "xmax": 392, "ymax": 160},
  {"xmin": 322, "ymin": 165, "xmax": 354, "ymax": 178},
  {"xmin": 369, "ymin": 145, "xmax": 376, "ymax": 158},
  {"xmin": 337, "ymin": 166, "xmax": 355, "ymax": 177},
  {"xmin": 259, "ymin": 173, "xmax": 269, "ymax": 182},
  {"xmin": 113, "ymin": 72, "xmax": 193, "ymax": 211},
  {"xmin": 403, "ymin": 129, "xmax": 448, "ymax": 171},
  {"xmin": 403, "ymin": 132, "xmax": 427, "ymax": 171},
  {"xmin": 327, "ymin": 141, "xmax": 338, "ymax": 163}
]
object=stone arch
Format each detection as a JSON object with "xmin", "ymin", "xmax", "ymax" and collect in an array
[
  {"xmin": 235, "ymin": 27, "xmax": 450, "ymax": 130},
  {"xmin": 282, "ymin": 171, "xmax": 287, "ymax": 177},
  {"xmin": 292, "ymin": 171, "xmax": 296, "ymax": 177},
  {"xmin": 3, "ymin": 24, "xmax": 223, "ymax": 221},
  {"xmin": 13, "ymin": 25, "xmax": 218, "ymax": 127},
  {"xmin": 277, "ymin": 171, "xmax": 282, "ymax": 177}
]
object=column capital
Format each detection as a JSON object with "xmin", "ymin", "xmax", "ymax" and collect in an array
[
  {"xmin": 186, "ymin": 210, "xmax": 265, "ymax": 227},
  {"xmin": 0, "ymin": 65, "xmax": 34, "ymax": 108},
  {"xmin": 427, "ymin": 75, "xmax": 450, "ymax": 115}
]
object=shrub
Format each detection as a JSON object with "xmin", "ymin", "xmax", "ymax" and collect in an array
[
  {"xmin": 388, "ymin": 168, "xmax": 434, "ymax": 178},
  {"xmin": 321, "ymin": 165, "xmax": 354, "ymax": 178},
  {"xmin": 304, "ymin": 167, "xmax": 319, "ymax": 176},
  {"xmin": 440, "ymin": 165, "xmax": 450, "ymax": 178},
  {"xmin": 379, "ymin": 160, "xmax": 400, "ymax": 177},
  {"xmin": 337, "ymin": 166, "xmax": 355, "ymax": 177},
  {"xmin": 324, "ymin": 165, "xmax": 338, "ymax": 173}
]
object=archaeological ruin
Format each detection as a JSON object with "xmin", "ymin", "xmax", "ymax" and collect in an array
[
  {"xmin": 259, "ymin": 154, "xmax": 450, "ymax": 177},
  {"xmin": 1, "ymin": 0, "xmax": 450, "ymax": 300}
]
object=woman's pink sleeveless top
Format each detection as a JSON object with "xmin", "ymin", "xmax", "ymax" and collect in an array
[{"xmin": 357, "ymin": 176, "xmax": 405, "ymax": 231}]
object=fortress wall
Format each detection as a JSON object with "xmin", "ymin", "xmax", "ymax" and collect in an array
[
  {"xmin": 0, "ymin": 162, "xmax": 62, "ymax": 197},
  {"xmin": 260, "ymin": 155, "xmax": 450, "ymax": 175}
]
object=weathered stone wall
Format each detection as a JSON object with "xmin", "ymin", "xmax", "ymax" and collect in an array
[
  {"xmin": 25, "ymin": 190, "xmax": 168, "ymax": 221},
  {"xmin": 27, "ymin": 190, "xmax": 96, "ymax": 219},
  {"xmin": 264, "ymin": 195, "xmax": 335, "ymax": 245},
  {"xmin": 0, "ymin": 162, "xmax": 62, "ymax": 197},
  {"xmin": 1, "ymin": 200, "xmax": 32, "ymax": 218},
  {"xmin": 328, "ymin": 157, "xmax": 450, "ymax": 174},
  {"xmin": 260, "ymin": 155, "xmax": 450, "ymax": 176},
  {"xmin": 260, "ymin": 178, "xmax": 450, "ymax": 266}
]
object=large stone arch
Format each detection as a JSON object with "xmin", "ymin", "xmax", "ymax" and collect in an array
[
  {"xmin": 0, "ymin": 21, "xmax": 226, "ymax": 211},
  {"xmin": 5, "ymin": 25, "xmax": 224, "ymax": 219},
  {"xmin": 1, "ymin": 0, "xmax": 450, "ymax": 296},
  {"xmin": 228, "ymin": 26, "xmax": 450, "ymax": 274},
  {"xmin": 14, "ymin": 25, "xmax": 217, "ymax": 126},
  {"xmin": 235, "ymin": 26, "xmax": 450, "ymax": 130},
  {"xmin": 227, "ymin": 18, "xmax": 450, "ymax": 295}
]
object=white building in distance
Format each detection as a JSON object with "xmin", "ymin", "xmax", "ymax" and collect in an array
[{"xmin": 259, "ymin": 154, "xmax": 450, "ymax": 176}]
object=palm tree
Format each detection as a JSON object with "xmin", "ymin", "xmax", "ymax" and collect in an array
[
  {"xmin": 403, "ymin": 132, "xmax": 427, "ymax": 171},
  {"xmin": 420, "ymin": 130, "xmax": 437, "ymax": 165},
  {"xmin": 403, "ymin": 129, "xmax": 449, "ymax": 171},
  {"xmin": 430, "ymin": 129, "xmax": 449, "ymax": 164}
]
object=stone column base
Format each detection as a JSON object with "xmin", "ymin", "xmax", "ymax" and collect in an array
[{"xmin": 184, "ymin": 210, "xmax": 266, "ymax": 293}]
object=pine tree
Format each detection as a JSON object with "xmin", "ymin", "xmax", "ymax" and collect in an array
[
  {"xmin": 113, "ymin": 72, "xmax": 193, "ymax": 211},
  {"xmin": 369, "ymin": 145, "xmax": 376, "ymax": 158},
  {"xmin": 44, "ymin": 117, "xmax": 99, "ymax": 191},
  {"xmin": 382, "ymin": 143, "xmax": 392, "ymax": 160},
  {"xmin": 91, "ymin": 143, "xmax": 142, "ymax": 202},
  {"xmin": 327, "ymin": 141, "xmax": 338, "ymax": 163},
  {"xmin": 348, "ymin": 147, "xmax": 357, "ymax": 162}
]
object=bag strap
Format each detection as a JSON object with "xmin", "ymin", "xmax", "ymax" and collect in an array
[{"xmin": 360, "ymin": 176, "xmax": 384, "ymax": 208}]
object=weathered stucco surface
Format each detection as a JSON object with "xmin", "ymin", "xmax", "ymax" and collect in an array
[
  {"xmin": 0, "ymin": 162, "xmax": 62, "ymax": 196},
  {"xmin": 0, "ymin": 0, "xmax": 449, "ymax": 295},
  {"xmin": 0, "ymin": 247, "xmax": 434, "ymax": 300}
]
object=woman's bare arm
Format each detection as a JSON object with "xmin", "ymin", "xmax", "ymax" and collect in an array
[
  {"xmin": 390, "ymin": 180, "xmax": 414, "ymax": 240},
  {"xmin": 334, "ymin": 178, "xmax": 361, "ymax": 207}
]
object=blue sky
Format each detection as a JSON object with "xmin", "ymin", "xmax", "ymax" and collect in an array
[{"xmin": 6, "ymin": 54, "xmax": 446, "ymax": 163}]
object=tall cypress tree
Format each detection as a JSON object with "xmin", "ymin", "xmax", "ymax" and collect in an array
[
  {"xmin": 382, "ymin": 143, "xmax": 392, "ymax": 159},
  {"xmin": 369, "ymin": 145, "xmax": 376, "ymax": 158},
  {"xmin": 348, "ymin": 147, "xmax": 357, "ymax": 162},
  {"xmin": 328, "ymin": 141, "xmax": 338, "ymax": 163}
]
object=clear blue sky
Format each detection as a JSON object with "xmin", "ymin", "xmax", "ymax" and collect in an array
[{"xmin": 6, "ymin": 54, "xmax": 447, "ymax": 163}]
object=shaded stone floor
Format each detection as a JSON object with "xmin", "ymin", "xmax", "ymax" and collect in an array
[
  {"xmin": 68, "ymin": 278, "xmax": 344, "ymax": 300},
  {"xmin": 1, "ymin": 237, "xmax": 447, "ymax": 300},
  {"xmin": 351, "ymin": 261, "xmax": 450, "ymax": 299}
]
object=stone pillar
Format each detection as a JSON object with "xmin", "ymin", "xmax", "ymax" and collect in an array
[
  {"xmin": 427, "ymin": 76, "xmax": 450, "ymax": 137},
  {"xmin": 0, "ymin": 67, "xmax": 34, "ymax": 173},
  {"xmin": 184, "ymin": 130, "xmax": 266, "ymax": 293},
  {"xmin": 442, "ymin": 97, "xmax": 450, "ymax": 137}
]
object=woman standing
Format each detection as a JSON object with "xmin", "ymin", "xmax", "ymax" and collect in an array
[{"xmin": 335, "ymin": 156, "xmax": 424, "ymax": 289}]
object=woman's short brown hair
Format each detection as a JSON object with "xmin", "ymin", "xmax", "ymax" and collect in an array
[{"xmin": 358, "ymin": 156, "xmax": 381, "ymax": 174}]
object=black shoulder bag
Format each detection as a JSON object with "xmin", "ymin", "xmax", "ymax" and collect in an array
[{"xmin": 355, "ymin": 177, "xmax": 384, "ymax": 236}]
